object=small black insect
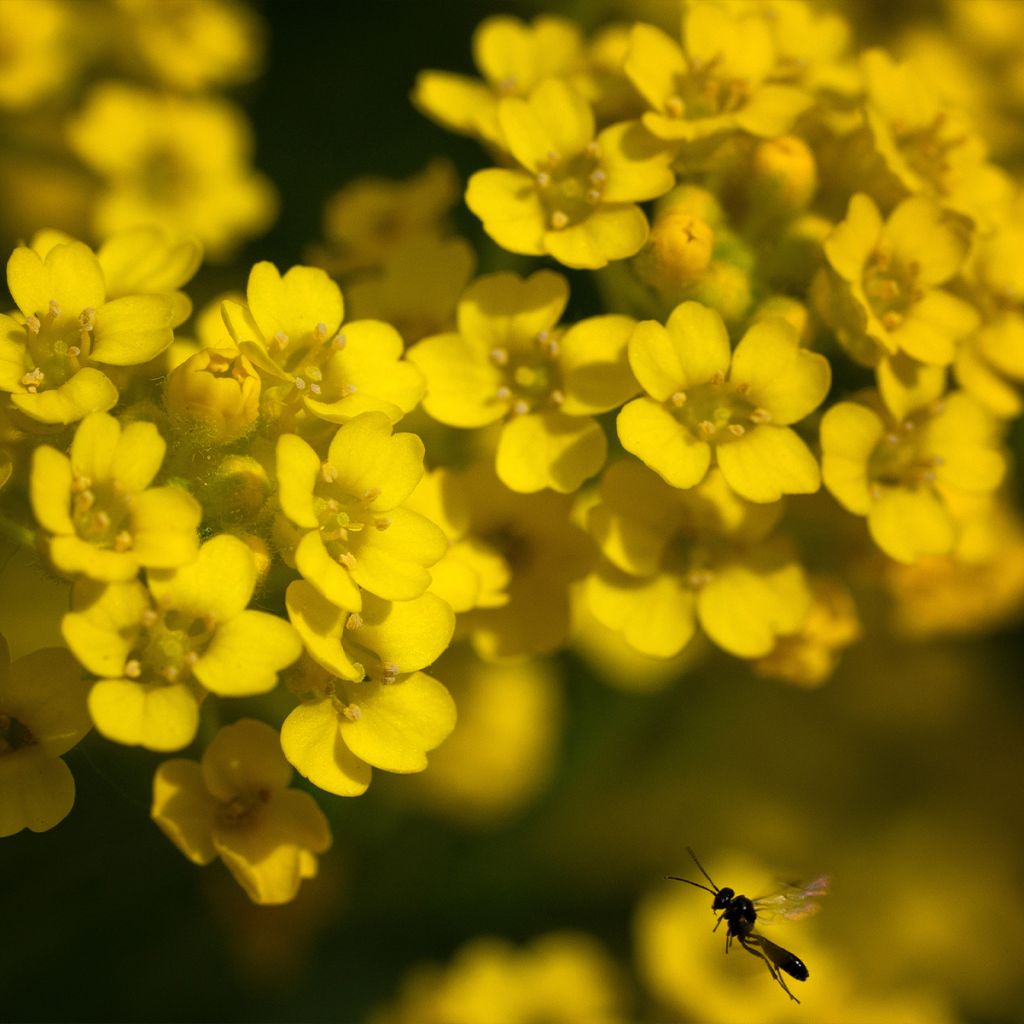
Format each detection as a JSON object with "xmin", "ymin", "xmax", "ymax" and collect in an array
[{"xmin": 667, "ymin": 847, "xmax": 828, "ymax": 1003}]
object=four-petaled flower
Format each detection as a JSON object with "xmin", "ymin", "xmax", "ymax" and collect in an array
[
  {"xmin": 151, "ymin": 718, "xmax": 332, "ymax": 905},
  {"xmin": 618, "ymin": 301, "xmax": 830, "ymax": 502},
  {"xmin": 466, "ymin": 78, "xmax": 675, "ymax": 269}
]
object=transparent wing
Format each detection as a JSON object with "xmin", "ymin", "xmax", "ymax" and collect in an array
[{"xmin": 752, "ymin": 875, "xmax": 829, "ymax": 922}]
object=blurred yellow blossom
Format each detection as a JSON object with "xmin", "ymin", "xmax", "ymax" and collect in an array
[{"xmin": 0, "ymin": 635, "xmax": 91, "ymax": 838}]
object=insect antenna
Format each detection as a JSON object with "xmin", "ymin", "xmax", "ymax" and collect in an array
[{"xmin": 664, "ymin": 847, "xmax": 720, "ymax": 895}]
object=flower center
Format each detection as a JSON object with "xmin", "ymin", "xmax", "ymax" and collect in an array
[
  {"xmin": 217, "ymin": 787, "xmax": 271, "ymax": 828},
  {"xmin": 893, "ymin": 113, "xmax": 968, "ymax": 193},
  {"xmin": 71, "ymin": 474, "xmax": 134, "ymax": 551},
  {"xmin": 0, "ymin": 712, "xmax": 35, "ymax": 754},
  {"xmin": 125, "ymin": 604, "xmax": 216, "ymax": 686},
  {"xmin": 20, "ymin": 301, "xmax": 94, "ymax": 394},
  {"xmin": 863, "ymin": 245, "xmax": 923, "ymax": 331},
  {"xmin": 535, "ymin": 144, "xmax": 606, "ymax": 230},
  {"xmin": 313, "ymin": 468, "xmax": 391, "ymax": 568},
  {"xmin": 491, "ymin": 330, "xmax": 565, "ymax": 414},
  {"xmin": 868, "ymin": 421, "xmax": 942, "ymax": 491},
  {"xmin": 671, "ymin": 375, "xmax": 768, "ymax": 442},
  {"xmin": 666, "ymin": 59, "xmax": 751, "ymax": 121}
]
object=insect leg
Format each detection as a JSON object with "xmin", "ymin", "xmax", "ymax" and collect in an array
[{"xmin": 738, "ymin": 935, "xmax": 800, "ymax": 1004}]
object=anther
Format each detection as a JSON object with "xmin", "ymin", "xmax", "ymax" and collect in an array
[
  {"xmin": 48, "ymin": 300, "xmax": 61, "ymax": 318},
  {"xmin": 698, "ymin": 420, "xmax": 716, "ymax": 437},
  {"xmin": 665, "ymin": 95, "xmax": 685, "ymax": 118},
  {"xmin": 338, "ymin": 552, "xmax": 357, "ymax": 569},
  {"xmin": 670, "ymin": 391, "xmax": 688, "ymax": 407},
  {"xmin": 734, "ymin": 381, "xmax": 751, "ymax": 395},
  {"xmin": 332, "ymin": 333, "xmax": 347, "ymax": 349},
  {"xmin": 294, "ymin": 377, "xmax": 307, "ymax": 390},
  {"xmin": 585, "ymin": 141, "xmax": 600, "ymax": 158},
  {"xmin": 512, "ymin": 399, "xmax": 530, "ymax": 415},
  {"xmin": 536, "ymin": 171, "xmax": 551, "ymax": 188},
  {"xmin": 162, "ymin": 665, "xmax": 180, "ymax": 682},
  {"xmin": 550, "ymin": 389, "xmax": 565, "ymax": 406},
  {"xmin": 709, "ymin": 371, "xmax": 725, "ymax": 386},
  {"xmin": 495, "ymin": 385, "xmax": 512, "ymax": 401},
  {"xmin": 113, "ymin": 530, "xmax": 133, "ymax": 551},
  {"xmin": 374, "ymin": 516, "xmax": 392, "ymax": 530},
  {"xmin": 338, "ymin": 383, "xmax": 358, "ymax": 397},
  {"xmin": 25, "ymin": 314, "xmax": 41, "ymax": 335},
  {"xmin": 749, "ymin": 408, "xmax": 772, "ymax": 424},
  {"xmin": 589, "ymin": 169, "xmax": 607, "ymax": 185},
  {"xmin": 881, "ymin": 311, "xmax": 903, "ymax": 330},
  {"xmin": 379, "ymin": 662, "xmax": 399, "ymax": 684},
  {"xmin": 321, "ymin": 462, "xmax": 338, "ymax": 483},
  {"xmin": 586, "ymin": 189, "xmax": 602, "ymax": 204},
  {"xmin": 345, "ymin": 612, "xmax": 363, "ymax": 631},
  {"xmin": 124, "ymin": 659, "xmax": 142, "ymax": 679},
  {"xmin": 550, "ymin": 210, "xmax": 570, "ymax": 230},
  {"xmin": 490, "ymin": 347, "xmax": 509, "ymax": 366},
  {"xmin": 309, "ymin": 382, "xmax": 322, "ymax": 395},
  {"xmin": 313, "ymin": 322, "xmax": 329, "ymax": 342},
  {"xmin": 727, "ymin": 423, "xmax": 745, "ymax": 436},
  {"xmin": 342, "ymin": 703, "xmax": 361, "ymax": 722},
  {"xmin": 78, "ymin": 308, "xmax": 96, "ymax": 331},
  {"xmin": 361, "ymin": 487, "xmax": 382, "ymax": 504},
  {"xmin": 141, "ymin": 608, "xmax": 159, "ymax": 628}
]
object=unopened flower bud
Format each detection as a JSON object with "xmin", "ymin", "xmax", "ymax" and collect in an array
[
  {"xmin": 165, "ymin": 348, "xmax": 261, "ymax": 445},
  {"xmin": 749, "ymin": 136, "xmax": 818, "ymax": 214},
  {"xmin": 634, "ymin": 208, "xmax": 715, "ymax": 297}
]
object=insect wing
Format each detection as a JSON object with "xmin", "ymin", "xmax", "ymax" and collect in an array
[{"xmin": 752, "ymin": 875, "xmax": 829, "ymax": 922}]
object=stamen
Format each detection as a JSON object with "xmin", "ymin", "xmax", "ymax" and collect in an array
[
  {"xmin": 512, "ymin": 399, "xmax": 530, "ymax": 415},
  {"xmin": 321, "ymin": 462, "xmax": 338, "ymax": 483},
  {"xmin": 727, "ymin": 423, "xmax": 745, "ymax": 436},
  {"xmin": 708, "ymin": 371, "xmax": 725, "ymax": 386},
  {"xmin": 670, "ymin": 391, "xmax": 687, "ymax": 407},
  {"xmin": 273, "ymin": 331, "xmax": 290, "ymax": 349},
  {"xmin": 536, "ymin": 171, "xmax": 551, "ymax": 188},
  {"xmin": 374, "ymin": 516, "xmax": 392, "ymax": 530},
  {"xmin": 665, "ymin": 95, "xmax": 685, "ymax": 118},
  {"xmin": 338, "ymin": 551, "xmax": 357, "ymax": 569},
  {"xmin": 332, "ymin": 333, "xmax": 347, "ymax": 349},
  {"xmin": 345, "ymin": 613, "xmax": 363, "ymax": 631},
  {"xmin": 550, "ymin": 389, "xmax": 565, "ymax": 406},
  {"xmin": 550, "ymin": 210, "xmax": 570, "ymax": 230},
  {"xmin": 48, "ymin": 300, "xmax": 61, "ymax": 318},
  {"xmin": 490, "ymin": 347, "xmax": 509, "ymax": 366},
  {"xmin": 294, "ymin": 377, "xmax": 307, "ymax": 390},
  {"xmin": 342, "ymin": 703, "xmax": 361, "ymax": 722},
  {"xmin": 78, "ymin": 308, "xmax": 96, "ymax": 331},
  {"xmin": 749, "ymin": 408, "xmax": 772, "ymax": 424},
  {"xmin": 495, "ymin": 385, "xmax": 512, "ymax": 401},
  {"xmin": 698, "ymin": 420, "xmax": 716, "ymax": 437},
  {"xmin": 313, "ymin": 322, "xmax": 329, "ymax": 342},
  {"xmin": 113, "ymin": 530, "xmax": 133, "ymax": 551},
  {"xmin": 25, "ymin": 314, "xmax": 41, "ymax": 335},
  {"xmin": 142, "ymin": 608, "xmax": 159, "ymax": 629},
  {"xmin": 361, "ymin": 487, "xmax": 382, "ymax": 504},
  {"xmin": 378, "ymin": 662, "xmax": 399, "ymax": 684},
  {"xmin": 124, "ymin": 659, "xmax": 142, "ymax": 679}
]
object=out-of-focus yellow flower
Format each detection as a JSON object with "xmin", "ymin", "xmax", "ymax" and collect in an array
[
  {"xmin": 821, "ymin": 392, "xmax": 1006, "ymax": 563},
  {"xmin": 400, "ymin": 645, "xmax": 562, "ymax": 825},
  {"xmin": 66, "ymin": 83, "xmax": 276, "ymax": 259},
  {"xmin": 466, "ymin": 78, "xmax": 675, "ymax": 269},
  {"xmin": 112, "ymin": 0, "xmax": 264, "ymax": 92},
  {"xmin": 151, "ymin": 718, "xmax": 331, "ymax": 905},
  {"xmin": 345, "ymin": 235, "xmax": 475, "ymax": 345},
  {"xmin": 886, "ymin": 495, "xmax": 1024, "ymax": 637},
  {"xmin": 372, "ymin": 931, "xmax": 627, "ymax": 1024},
  {"xmin": 313, "ymin": 160, "xmax": 460, "ymax": 276},
  {"xmin": 403, "ymin": 468, "xmax": 511, "ymax": 615},
  {"xmin": 0, "ymin": 0, "xmax": 74, "ymax": 111},
  {"xmin": 585, "ymin": 461, "xmax": 810, "ymax": 659},
  {"xmin": 61, "ymin": 534, "xmax": 302, "ymax": 751},
  {"xmin": 456, "ymin": 463, "xmax": 594, "ymax": 659},
  {"xmin": 823, "ymin": 193, "xmax": 976, "ymax": 371},
  {"xmin": 0, "ymin": 635, "xmax": 91, "ymax": 838},
  {"xmin": 623, "ymin": 4, "xmax": 812, "ymax": 144},
  {"xmin": 275, "ymin": 413, "xmax": 447, "ymax": 611},
  {"xmin": 955, "ymin": 312, "xmax": 1024, "ymax": 419},
  {"xmin": 223, "ymin": 261, "xmax": 424, "ymax": 428},
  {"xmin": 165, "ymin": 347, "xmax": 261, "ymax": 445},
  {"xmin": 753, "ymin": 577, "xmax": 861, "ymax": 687},
  {"xmin": 859, "ymin": 48, "xmax": 1010, "ymax": 223},
  {"xmin": 413, "ymin": 15, "xmax": 585, "ymax": 148},
  {"xmin": 30, "ymin": 411, "xmax": 201, "ymax": 581},
  {"xmin": 618, "ymin": 302, "xmax": 830, "ymax": 503},
  {"xmin": 1, "ymin": 238, "xmax": 175, "ymax": 423},
  {"xmin": 410, "ymin": 270, "xmax": 638, "ymax": 493}
]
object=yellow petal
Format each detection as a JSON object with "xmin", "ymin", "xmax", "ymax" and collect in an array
[
  {"xmin": 338, "ymin": 671, "xmax": 456, "ymax": 773},
  {"xmin": 729, "ymin": 319, "xmax": 831, "ymax": 424},
  {"xmin": 62, "ymin": 579, "xmax": 149, "ymax": 677},
  {"xmin": 90, "ymin": 295, "xmax": 175, "ymax": 365},
  {"xmin": 499, "ymin": 79, "xmax": 594, "ymax": 171},
  {"xmin": 877, "ymin": 353, "xmax": 946, "ymax": 421},
  {"xmin": 193, "ymin": 610, "xmax": 302, "ymax": 696},
  {"xmin": 824, "ymin": 193, "xmax": 882, "ymax": 283},
  {"xmin": 201, "ymin": 718, "xmax": 292, "ymax": 801},
  {"xmin": 884, "ymin": 197, "xmax": 968, "ymax": 286},
  {"xmin": 0, "ymin": 749, "xmax": 75, "ymax": 838},
  {"xmin": 246, "ymin": 261, "xmax": 343, "ymax": 346},
  {"xmin": 412, "ymin": 70, "xmax": 495, "ymax": 137},
  {"xmin": 458, "ymin": 269, "xmax": 568, "ymax": 355},
  {"xmin": 147, "ymin": 534, "xmax": 255, "ymax": 620},
  {"xmin": 30, "ymin": 445, "xmax": 74, "ymax": 534},
  {"xmin": 88, "ymin": 679, "xmax": 199, "ymax": 751},
  {"xmin": 353, "ymin": 591, "xmax": 455, "ymax": 674},
  {"xmin": 276, "ymin": 432, "xmax": 321, "ymax": 529},
  {"xmin": 543, "ymin": 203, "xmax": 648, "ymax": 269},
  {"xmin": 716, "ymin": 426, "xmax": 821, "ymax": 503},
  {"xmin": 623, "ymin": 22, "xmax": 686, "ymax": 113},
  {"xmin": 868, "ymin": 486, "xmax": 955, "ymax": 563},
  {"xmin": 12, "ymin": 367, "xmax": 118, "ymax": 424},
  {"xmin": 151, "ymin": 759, "xmax": 217, "ymax": 864},
  {"xmin": 496, "ymin": 411, "xmax": 606, "ymax": 493},
  {"xmin": 559, "ymin": 314, "xmax": 638, "ymax": 415},
  {"xmin": 465, "ymin": 168, "xmax": 546, "ymax": 255},
  {"xmin": 347, "ymin": 507, "xmax": 448, "ymax": 601},
  {"xmin": 281, "ymin": 701, "xmax": 371, "ymax": 797},
  {"xmin": 598, "ymin": 121, "xmax": 676, "ymax": 204},
  {"xmin": 285, "ymin": 580, "xmax": 363, "ymax": 681},
  {"xmin": 7, "ymin": 241, "xmax": 105, "ymax": 320},
  {"xmin": 295, "ymin": 530, "xmax": 363, "ymax": 611},
  {"xmin": 408, "ymin": 331, "xmax": 505, "ymax": 428},
  {"xmin": 820, "ymin": 402, "xmax": 884, "ymax": 514},
  {"xmin": 130, "ymin": 487, "xmax": 201, "ymax": 568},
  {"xmin": 617, "ymin": 397, "xmax": 711, "ymax": 489}
]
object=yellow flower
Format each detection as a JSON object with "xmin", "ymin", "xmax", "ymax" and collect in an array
[
  {"xmin": 275, "ymin": 413, "xmax": 447, "ymax": 611},
  {"xmin": 409, "ymin": 270, "xmax": 638, "ymax": 492},
  {"xmin": 165, "ymin": 348, "xmax": 261, "ymax": 445},
  {"xmin": 345, "ymin": 235, "xmax": 476, "ymax": 345},
  {"xmin": 955, "ymin": 312, "xmax": 1024, "ymax": 419},
  {"xmin": 0, "ymin": 239, "xmax": 176, "ymax": 423},
  {"xmin": 0, "ymin": 636, "xmax": 91, "ymax": 838},
  {"xmin": 821, "ymin": 392, "xmax": 1006, "ymax": 563},
  {"xmin": 403, "ymin": 468, "xmax": 511, "ymax": 615},
  {"xmin": 413, "ymin": 15, "xmax": 585, "ymax": 147},
  {"xmin": 65, "ymin": 83, "xmax": 276, "ymax": 259},
  {"xmin": 623, "ymin": 4, "xmax": 812, "ymax": 144},
  {"xmin": 465, "ymin": 78, "xmax": 675, "ymax": 269},
  {"xmin": 585, "ymin": 460, "xmax": 811, "ymax": 659},
  {"xmin": 151, "ymin": 718, "xmax": 331, "ymax": 905},
  {"xmin": 313, "ymin": 159, "xmax": 460, "ymax": 276},
  {"xmin": 859, "ymin": 49, "xmax": 1009, "ymax": 223},
  {"xmin": 0, "ymin": 0, "xmax": 73, "ymax": 111},
  {"xmin": 112, "ymin": 0, "xmax": 265, "ymax": 91},
  {"xmin": 401, "ymin": 646, "xmax": 562, "ymax": 826},
  {"xmin": 455, "ymin": 463, "xmax": 595, "ymax": 659},
  {"xmin": 823, "ymin": 193, "xmax": 977, "ymax": 369},
  {"xmin": 374, "ymin": 931, "xmax": 627, "ymax": 1024},
  {"xmin": 752, "ymin": 577, "xmax": 861, "ymax": 687},
  {"xmin": 223, "ymin": 261, "xmax": 424, "ymax": 428},
  {"xmin": 618, "ymin": 302, "xmax": 830, "ymax": 502},
  {"xmin": 279, "ymin": 580, "xmax": 456, "ymax": 797},
  {"xmin": 31, "ymin": 412, "xmax": 201, "ymax": 581},
  {"xmin": 61, "ymin": 534, "xmax": 303, "ymax": 751}
]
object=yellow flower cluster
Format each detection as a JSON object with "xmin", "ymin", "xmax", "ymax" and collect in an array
[{"xmin": 2, "ymin": 0, "xmax": 1023, "ymax": 918}]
